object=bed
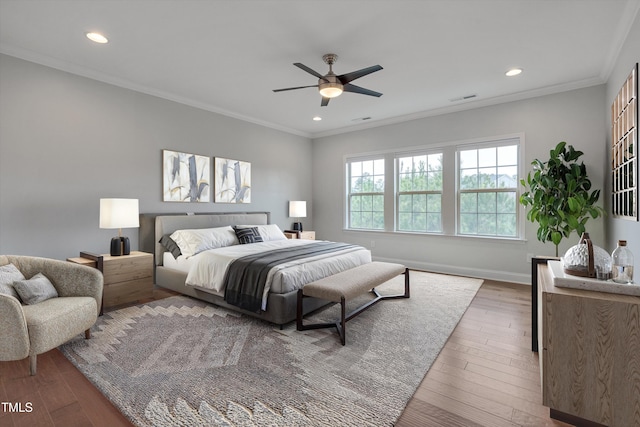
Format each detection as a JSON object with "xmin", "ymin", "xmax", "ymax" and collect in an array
[{"xmin": 139, "ymin": 212, "xmax": 372, "ymax": 326}]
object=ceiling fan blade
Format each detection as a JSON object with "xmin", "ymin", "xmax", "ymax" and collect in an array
[
  {"xmin": 343, "ymin": 83, "xmax": 382, "ymax": 97},
  {"xmin": 294, "ymin": 63, "xmax": 325, "ymax": 79},
  {"xmin": 272, "ymin": 84, "xmax": 319, "ymax": 92},
  {"xmin": 321, "ymin": 96, "xmax": 330, "ymax": 107},
  {"xmin": 338, "ymin": 65, "xmax": 383, "ymax": 84}
]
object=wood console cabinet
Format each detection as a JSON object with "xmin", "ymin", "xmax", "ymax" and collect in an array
[{"xmin": 537, "ymin": 264, "xmax": 640, "ymax": 426}]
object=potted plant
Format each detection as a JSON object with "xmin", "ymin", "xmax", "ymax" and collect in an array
[{"xmin": 520, "ymin": 141, "xmax": 605, "ymax": 256}]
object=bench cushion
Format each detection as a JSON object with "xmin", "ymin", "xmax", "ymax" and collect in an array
[{"xmin": 303, "ymin": 261, "xmax": 405, "ymax": 302}]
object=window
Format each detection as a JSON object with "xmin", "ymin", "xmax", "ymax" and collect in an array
[
  {"xmin": 345, "ymin": 134, "xmax": 522, "ymax": 239},
  {"xmin": 397, "ymin": 153, "xmax": 443, "ymax": 232},
  {"xmin": 458, "ymin": 144, "xmax": 519, "ymax": 237},
  {"xmin": 347, "ymin": 158, "xmax": 385, "ymax": 230}
]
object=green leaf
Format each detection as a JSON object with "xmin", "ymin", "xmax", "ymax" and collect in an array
[
  {"xmin": 568, "ymin": 196, "xmax": 579, "ymax": 212},
  {"xmin": 567, "ymin": 215, "xmax": 580, "ymax": 229},
  {"xmin": 551, "ymin": 231, "xmax": 562, "ymax": 246}
]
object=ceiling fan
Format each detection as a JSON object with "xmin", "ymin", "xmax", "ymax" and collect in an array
[{"xmin": 273, "ymin": 54, "xmax": 383, "ymax": 106}]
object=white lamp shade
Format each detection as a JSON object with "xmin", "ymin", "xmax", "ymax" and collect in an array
[
  {"xmin": 289, "ymin": 201, "xmax": 307, "ymax": 218},
  {"xmin": 99, "ymin": 198, "xmax": 139, "ymax": 229}
]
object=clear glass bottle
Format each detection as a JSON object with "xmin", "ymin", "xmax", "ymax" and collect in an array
[{"xmin": 611, "ymin": 240, "xmax": 634, "ymax": 284}]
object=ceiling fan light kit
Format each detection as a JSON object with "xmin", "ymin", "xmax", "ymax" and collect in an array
[
  {"xmin": 273, "ymin": 53, "xmax": 383, "ymax": 106},
  {"xmin": 318, "ymin": 79, "xmax": 343, "ymax": 98}
]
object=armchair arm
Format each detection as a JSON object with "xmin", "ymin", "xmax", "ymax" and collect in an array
[
  {"xmin": 0, "ymin": 294, "xmax": 29, "ymax": 360},
  {"xmin": 6, "ymin": 256, "xmax": 103, "ymax": 315}
]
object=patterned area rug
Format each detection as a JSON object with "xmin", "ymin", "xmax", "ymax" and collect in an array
[{"xmin": 60, "ymin": 271, "xmax": 482, "ymax": 426}]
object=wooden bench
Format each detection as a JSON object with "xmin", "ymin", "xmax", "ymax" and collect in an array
[{"xmin": 296, "ymin": 261, "xmax": 410, "ymax": 345}]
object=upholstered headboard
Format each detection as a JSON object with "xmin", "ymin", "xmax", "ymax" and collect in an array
[{"xmin": 139, "ymin": 212, "xmax": 270, "ymax": 265}]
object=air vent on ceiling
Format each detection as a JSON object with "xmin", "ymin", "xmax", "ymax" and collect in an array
[
  {"xmin": 449, "ymin": 94, "xmax": 478, "ymax": 102},
  {"xmin": 351, "ymin": 116, "xmax": 372, "ymax": 122}
]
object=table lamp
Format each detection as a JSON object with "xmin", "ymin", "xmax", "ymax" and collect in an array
[
  {"xmin": 289, "ymin": 200, "xmax": 306, "ymax": 232},
  {"xmin": 99, "ymin": 198, "xmax": 139, "ymax": 256}
]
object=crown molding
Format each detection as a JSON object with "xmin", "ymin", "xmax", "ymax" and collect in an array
[
  {"xmin": 0, "ymin": 46, "xmax": 311, "ymax": 139},
  {"xmin": 310, "ymin": 76, "xmax": 605, "ymax": 139}
]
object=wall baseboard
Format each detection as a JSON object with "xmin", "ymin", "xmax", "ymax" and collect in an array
[{"xmin": 373, "ymin": 255, "xmax": 531, "ymax": 285}]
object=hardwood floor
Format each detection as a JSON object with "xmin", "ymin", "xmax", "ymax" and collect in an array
[
  {"xmin": 396, "ymin": 280, "xmax": 570, "ymax": 427},
  {"xmin": 1, "ymin": 281, "xmax": 571, "ymax": 426}
]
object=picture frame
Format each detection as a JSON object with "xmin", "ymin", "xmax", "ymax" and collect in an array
[
  {"xmin": 611, "ymin": 63, "xmax": 638, "ymax": 221},
  {"xmin": 162, "ymin": 150, "xmax": 210, "ymax": 202},
  {"xmin": 214, "ymin": 157, "xmax": 251, "ymax": 203}
]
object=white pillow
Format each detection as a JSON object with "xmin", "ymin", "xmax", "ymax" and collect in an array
[
  {"xmin": 170, "ymin": 226, "xmax": 239, "ymax": 257},
  {"xmin": 237, "ymin": 224, "xmax": 287, "ymax": 241}
]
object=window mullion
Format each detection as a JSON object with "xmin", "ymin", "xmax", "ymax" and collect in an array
[{"xmin": 384, "ymin": 153, "xmax": 395, "ymax": 231}]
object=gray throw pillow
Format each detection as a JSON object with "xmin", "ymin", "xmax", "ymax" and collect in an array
[
  {"xmin": 159, "ymin": 234, "xmax": 182, "ymax": 259},
  {"xmin": 13, "ymin": 273, "xmax": 59, "ymax": 305},
  {"xmin": 0, "ymin": 263, "xmax": 25, "ymax": 300}
]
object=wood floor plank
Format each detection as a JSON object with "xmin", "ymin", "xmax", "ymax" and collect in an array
[
  {"xmin": 397, "ymin": 398, "xmax": 483, "ymax": 427},
  {"xmin": 407, "ymin": 388, "xmax": 520, "ymax": 427},
  {"xmin": 424, "ymin": 367, "xmax": 551, "ymax": 420},
  {"xmin": 49, "ymin": 401, "xmax": 93, "ymax": 427},
  {"xmin": 11, "ymin": 394, "xmax": 54, "ymax": 427},
  {"xmin": 432, "ymin": 361, "xmax": 543, "ymax": 402},
  {"xmin": 418, "ymin": 375, "xmax": 515, "ymax": 419}
]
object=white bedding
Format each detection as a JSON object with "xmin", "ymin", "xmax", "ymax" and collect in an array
[
  {"xmin": 183, "ymin": 239, "xmax": 371, "ymax": 310},
  {"xmin": 162, "ymin": 252, "xmax": 194, "ymax": 273}
]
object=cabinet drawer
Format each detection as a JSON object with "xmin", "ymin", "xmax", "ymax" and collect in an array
[
  {"xmin": 103, "ymin": 257, "xmax": 152, "ymax": 285},
  {"xmin": 103, "ymin": 277, "xmax": 153, "ymax": 307}
]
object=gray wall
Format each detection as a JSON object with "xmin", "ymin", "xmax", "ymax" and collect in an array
[
  {"xmin": 605, "ymin": 11, "xmax": 640, "ymax": 262},
  {"xmin": 0, "ymin": 54, "xmax": 312, "ymax": 259},
  {"xmin": 311, "ymin": 85, "xmax": 607, "ymax": 284}
]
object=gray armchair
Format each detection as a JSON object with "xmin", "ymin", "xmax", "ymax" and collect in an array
[{"xmin": 0, "ymin": 255, "xmax": 103, "ymax": 375}]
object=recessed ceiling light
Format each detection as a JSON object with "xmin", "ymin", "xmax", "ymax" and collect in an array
[
  {"xmin": 86, "ymin": 32, "xmax": 108, "ymax": 44},
  {"xmin": 505, "ymin": 68, "xmax": 522, "ymax": 77},
  {"xmin": 312, "ymin": 116, "xmax": 322, "ymax": 121}
]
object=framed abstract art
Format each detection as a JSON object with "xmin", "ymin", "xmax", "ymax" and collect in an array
[
  {"xmin": 162, "ymin": 150, "xmax": 210, "ymax": 202},
  {"xmin": 214, "ymin": 157, "xmax": 251, "ymax": 203}
]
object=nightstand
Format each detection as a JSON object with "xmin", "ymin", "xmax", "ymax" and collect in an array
[
  {"xmin": 284, "ymin": 230, "xmax": 316, "ymax": 240},
  {"xmin": 68, "ymin": 251, "xmax": 153, "ymax": 310}
]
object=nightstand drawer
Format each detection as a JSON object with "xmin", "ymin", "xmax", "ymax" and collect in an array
[
  {"xmin": 102, "ymin": 255, "xmax": 153, "ymax": 285},
  {"xmin": 103, "ymin": 277, "xmax": 153, "ymax": 307}
]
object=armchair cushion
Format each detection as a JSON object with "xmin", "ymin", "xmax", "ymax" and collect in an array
[
  {"xmin": 0, "ymin": 263, "xmax": 25, "ymax": 300},
  {"xmin": 22, "ymin": 296, "xmax": 97, "ymax": 355},
  {"xmin": 13, "ymin": 273, "xmax": 59, "ymax": 305}
]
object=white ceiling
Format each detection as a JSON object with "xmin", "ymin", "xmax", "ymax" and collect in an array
[{"xmin": 1, "ymin": 0, "xmax": 638, "ymax": 138}]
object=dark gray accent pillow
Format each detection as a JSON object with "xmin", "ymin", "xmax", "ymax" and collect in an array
[
  {"xmin": 0, "ymin": 263, "xmax": 25, "ymax": 300},
  {"xmin": 233, "ymin": 226, "xmax": 264, "ymax": 244},
  {"xmin": 159, "ymin": 234, "xmax": 182, "ymax": 259},
  {"xmin": 13, "ymin": 273, "xmax": 59, "ymax": 305}
]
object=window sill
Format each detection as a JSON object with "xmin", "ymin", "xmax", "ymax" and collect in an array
[{"xmin": 343, "ymin": 228, "xmax": 526, "ymax": 244}]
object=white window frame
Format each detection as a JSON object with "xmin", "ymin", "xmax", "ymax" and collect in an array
[
  {"xmin": 344, "ymin": 133, "xmax": 525, "ymax": 240},
  {"xmin": 345, "ymin": 156, "xmax": 386, "ymax": 230},
  {"xmin": 395, "ymin": 151, "xmax": 444, "ymax": 233},
  {"xmin": 456, "ymin": 136, "xmax": 523, "ymax": 238}
]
